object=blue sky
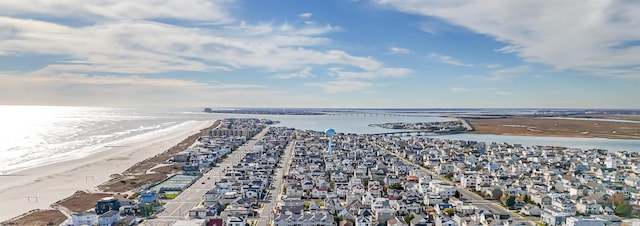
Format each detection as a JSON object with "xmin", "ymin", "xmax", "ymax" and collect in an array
[{"xmin": 0, "ymin": 0, "xmax": 639, "ymax": 108}]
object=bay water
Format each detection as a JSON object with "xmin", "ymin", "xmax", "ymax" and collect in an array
[{"xmin": 1, "ymin": 106, "xmax": 638, "ymax": 175}]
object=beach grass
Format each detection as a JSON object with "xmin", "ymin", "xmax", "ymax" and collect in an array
[
  {"xmin": 55, "ymin": 191, "xmax": 113, "ymax": 213},
  {"xmin": 2, "ymin": 210, "xmax": 66, "ymax": 226}
]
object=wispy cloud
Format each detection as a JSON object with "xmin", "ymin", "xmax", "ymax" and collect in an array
[
  {"xmin": 374, "ymin": 0, "xmax": 640, "ymax": 78},
  {"xmin": 299, "ymin": 12, "xmax": 313, "ymax": 19},
  {"xmin": 484, "ymin": 64, "xmax": 501, "ymax": 69},
  {"xmin": 0, "ymin": 0, "xmax": 234, "ymax": 24},
  {"xmin": 0, "ymin": 15, "xmax": 375, "ymax": 74},
  {"xmin": 329, "ymin": 67, "xmax": 412, "ymax": 79},
  {"xmin": 389, "ymin": 47, "xmax": 410, "ymax": 54},
  {"xmin": 429, "ymin": 53, "xmax": 473, "ymax": 67},
  {"xmin": 450, "ymin": 87, "xmax": 472, "ymax": 92},
  {"xmin": 305, "ymin": 80, "xmax": 373, "ymax": 93},
  {"xmin": 271, "ymin": 67, "xmax": 316, "ymax": 79},
  {"xmin": 419, "ymin": 20, "xmax": 457, "ymax": 34},
  {"xmin": 489, "ymin": 65, "xmax": 530, "ymax": 80}
]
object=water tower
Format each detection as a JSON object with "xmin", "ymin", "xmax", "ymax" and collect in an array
[{"xmin": 325, "ymin": 128, "xmax": 336, "ymax": 154}]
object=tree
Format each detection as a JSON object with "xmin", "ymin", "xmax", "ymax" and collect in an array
[
  {"xmin": 333, "ymin": 215, "xmax": 341, "ymax": 224},
  {"xmin": 444, "ymin": 208, "xmax": 454, "ymax": 216},
  {"xmin": 615, "ymin": 201, "xmax": 632, "ymax": 217},
  {"xmin": 454, "ymin": 190, "xmax": 461, "ymax": 198},
  {"xmin": 404, "ymin": 214, "xmax": 415, "ymax": 223},
  {"xmin": 506, "ymin": 196, "xmax": 516, "ymax": 208},
  {"xmin": 362, "ymin": 178, "xmax": 370, "ymax": 187},
  {"xmin": 390, "ymin": 183, "xmax": 404, "ymax": 190},
  {"xmin": 611, "ymin": 194, "xmax": 626, "ymax": 205},
  {"xmin": 500, "ymin": 195, "xmax": 508, "ymax": 202}
]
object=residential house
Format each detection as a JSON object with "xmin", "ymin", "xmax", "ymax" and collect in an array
[
  {"xmin": 388, "ymin": 217, "xmax": 410, "ymax": 226},
  {"xmin": 410, "ymin": 214, "xmax": 435, "ymax": 226},
  {"xmin": 71, "ymin": 211, "xmax": 97, "ymax": 226},
  {"xmin": 576, "ymin": 199, "xmax": 602, "ymax": 215},
  {"xmin": 311, "ymin": 187, "xmax": 329, "ymax": 199},
  {"xmin": 355, "ymin": 209, "xmax": 373, "ymax": 226},
  {"xmin": 272, "ymin": 211, "xmax": 334, "ymax": 226},
  {"xmin": 96, "ymin": 210, "xmax": 120, "ymax": 226},
  {"xmin": 226, "ymin": 215, "xmax": 246, "ymax": 226},
  {"xmin": 519, "ymin": 205, "xmax": 542, "ymax": 216},
  {"xmin": 565, "ymin": 216, "xmax": 606, "ymax": 226}
]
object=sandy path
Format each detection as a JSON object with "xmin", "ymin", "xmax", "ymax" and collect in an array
[{"xmin": 0, "ymin": 120, "xmax": 213, "ymax": 221}]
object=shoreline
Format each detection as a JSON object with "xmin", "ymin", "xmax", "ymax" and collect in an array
[{"xmin": 0, "ymin": 120, "xmax": 215, "ymax": 222}]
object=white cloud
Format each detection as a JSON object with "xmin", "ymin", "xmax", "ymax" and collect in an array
[
  {"xmin": 484, "ymin": 64, "xmax": 501, "ymax": 69},
  {"xmin": 271, "ymin": 67, "xmax": 316, "ymax": 79},
  {"xmin": 374, "ymin": 0, "xmax": 640, "ymax": 78},
  {"xmin": 488, "ymin": 65, "xmax": 530, "ymax": 80},
  {"xmin": 450, "ymin": 87, "xmax": 471, "ymax": 92},
  {"xmin": 389, "ymin": 47, "xmax": 410, "ymax": 54},
  {"xmin": 419, "ymin": 20, "xmax": 458, "ymax": 34},
  {"xmin": 299, "ymin": 12, "xmax": 313, "ymax": 18},
  {"xmin": 429, "ymin": 53, "xmax": 473, "ymax": 67},
  {"xmin": 329, "ymin": 67, "xmax": 412, "ymax": 79},
  {"xmin": 0, "ymin": 16, "xmax": 378, "ymax": 74},
  {"xmin": 0, "ymin": 0, "xmax": 234, "ymax": 23},
  {"xmin": 305, "ymin": 80, "xmax": 373, "ymax": 93}
]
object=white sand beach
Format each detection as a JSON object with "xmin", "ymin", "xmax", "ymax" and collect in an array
[{"xmin": 0, "ymin": 120, "xmax": 214, "ymax": 221}]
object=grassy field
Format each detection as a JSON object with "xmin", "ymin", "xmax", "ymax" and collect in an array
[
  {"xmin": 164, "ymin": 192, "xmax": 179, "ymax": 199},
  {"xmin": 467, "ymin": 117, "xmax": 640, "ymax": 140}
]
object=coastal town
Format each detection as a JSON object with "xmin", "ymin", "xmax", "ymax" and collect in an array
[{"xmin": 4, "ymin": 118, "xmax": 640, "ymax": 226}]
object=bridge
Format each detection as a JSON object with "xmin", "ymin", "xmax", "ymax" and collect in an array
[
  {"xmin": 370, "ymin": 130, "xmax": 461, "ymax": 137},
  {"xmin": 326, "ymin": 112, "xmax": 407, "ymax": 117}
]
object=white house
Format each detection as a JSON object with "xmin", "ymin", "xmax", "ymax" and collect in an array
[
  {"xmin": 189, "ymin": 206, "xmax": 208, "ymax": 219},
  {"xmin": 565, "ymin": 216, "xmax": 606, "ymax": 226},
  {"xmin": 71, "ymin": 212, "xmax": 97, "ymax": 226},
  {"xmin": 96, "ymin": 210, "xmax": 119, "ymax": 226},
  {"xmin": 273, "ymin": 211, "xmax": 334, "ymax": 226},
  {"xmin": 226, "ymin": 215, "xmax": 246, "ymax": 226},
  {"xmin": 576, "ymin": 200, "xmax": 602, "ymax": 215},
  {"xmin": 460, "ymin": 174, "xmax": 476, "ymax": 188},
  {"xmin": 311, "ymin": 187, "xmax": 329, "ymax": 199}
]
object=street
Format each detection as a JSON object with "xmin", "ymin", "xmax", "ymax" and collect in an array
[
  {"xmin": 144, "ymin": 127, "xmax": 271, "ymax": 225},
  {"xmin": 255, "ymin": 139, "xmax": 295, "ymax": 226}
]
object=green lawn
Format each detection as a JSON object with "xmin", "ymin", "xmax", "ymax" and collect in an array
[{"xmin": 164, "ymin": 192, "xmax": 180, "ymax": 199}]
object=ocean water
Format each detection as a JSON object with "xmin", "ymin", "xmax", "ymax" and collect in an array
[
  {"xmin": 1, "ymin": 106, "xmax": 638, "ymax": 175},
  {"xmin": 0, "ymin": 106, "xmax": 217, "ymax": 175}
]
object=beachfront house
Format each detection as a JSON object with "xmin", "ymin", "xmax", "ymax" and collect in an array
[
  {"xmin": 139, "ymin": 190, "xmax": 159, "ymax": 204},
  {"xmin": 96, "ymin": 210, "xmax": 120, "ymax": 226},
  {"xmin": 95, "ymin": 197, "xmax": 121, "ymax": 215},
  {"xmin": 70, "ymin": 211, "xmax": 97, "ymax": 226}
]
